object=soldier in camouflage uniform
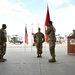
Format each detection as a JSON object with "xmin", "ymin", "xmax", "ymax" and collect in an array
[
  {"xmin": 46, "ymin": 21, "xmax": 56, "ymax": 62},
  {"xmin": 72, "ymin": 30, "xmax": 75, "ymax": 37},
  {"xmin": 0, "ymin": 24, "xmax": 7, "ymax": 62},
  {"xmin": 34, "ymin": 28, "xmax": 45, "ymax": 57}
]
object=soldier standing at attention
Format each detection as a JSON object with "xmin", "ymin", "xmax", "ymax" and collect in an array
[
  {"xmin": 34, "ymin": 28, "xmax": 45, "ymax": 57},
  {"xmin": 46, "ymin": 21, "xmax": 56, "ymax": 62},
  {"xmin": 0, "ymin": 24, "xmax": 7, "ymax": 62}
]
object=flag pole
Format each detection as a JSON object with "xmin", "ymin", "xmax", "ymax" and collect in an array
[
  {"xmin": 31, "ymin": 23, "xmax": 33, "ymax": 52},
  {"xmin": 38, "ymin": 23, "xmax": 39, "ymax": 28},
  {"xmin": 44, "ymin": 26, "xmax": 46, "ymax": 52},
  {"xmin": 24, "ymin": 23, "xmax": 27, "ymax": 52},
  {"xmin": 44, "ymin": 4, "xmax": 50, "ymax": 52}
]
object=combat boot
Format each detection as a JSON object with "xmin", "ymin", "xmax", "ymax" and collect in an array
[
  {"xmin": 0, "ymin": 56, "xmax": 7, "ymax": 62},
  {"xmin": 37, "ymin": 54, "xmax": 40, "ymax": 58},
  {"xmin": 39, "ymin": 54, "xmax": 42, "ymax": 58},
  {"xmin": 49, "ymin": 56, "xmax": 56, "ymax": 62},
  {"xmin": 0, "ymin": 57, "xmax": 1, "ymax": 60}
]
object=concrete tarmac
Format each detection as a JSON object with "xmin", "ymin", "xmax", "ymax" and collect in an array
[{"xmin": 0, "ymin": 43, "xmax": 75, "ymax": 75}]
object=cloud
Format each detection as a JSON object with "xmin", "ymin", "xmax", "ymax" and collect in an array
[
  {"xmin": 49, "ymin": 3, "xmax": 75, "ymax": 35},
  {"xmin": 47, "ymin": 0, "xmax": 71, "ymax": 7},
  {"xmin": 0, "ymin": 0, "xmax": 40, "ymax": 35},
  {"xmin": 0, "ymin": 0, "xmax": 44, "ymax": 45},
  {"xmin": 0, "ymin": 0, "xmax": 75, "ymax": 44}
]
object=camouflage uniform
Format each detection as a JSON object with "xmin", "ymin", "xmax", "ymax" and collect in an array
[
  {"xmin": 71, "ymin": 30, "xmax": 75, "ymax": 37},
  {"xmin": 46, "ymin": 25, "xmax": 56, "ymax": 62},
  {"xmin": 34, "ymin": 31, "xmax": 45, "ymax": 57},
  {"xmin": 0, "ymin": 26, "xmax": 7, "ymax": 62}
]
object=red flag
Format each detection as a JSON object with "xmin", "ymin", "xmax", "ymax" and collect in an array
[
  {"xmin": 32, "ymin": 33, "xmax": 35, "ymax": 36},
  {"xmin": 25, "ymin": 26, "xmax": 28, "ymax": 44},
  {"xmin": 45, "ymin": 4, "xmax": 50, "ymax": 43}
]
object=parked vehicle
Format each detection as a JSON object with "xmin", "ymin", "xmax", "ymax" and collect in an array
[
  {"xmin": 8, "ymin": 35, "xmax": 23, "ymax": 44},
  {"xmin": 56, "ymin": 35, "xmax": 62, "ymax": 44},
  {"xmin": 56, "ymin": 34, "xmax": 66, "ymax": 44}
]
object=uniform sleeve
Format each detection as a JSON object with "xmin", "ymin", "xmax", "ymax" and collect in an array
[
  {"xmin": 42, "ymin": 33, "xmax": 45, "ymax": 43},
  {"xmin": 46, "ymin": 27, "xmax": 52, "ymax": 35},
  {"xmin": 1, "ymin": 30, "xmax": 7, "ymax": 42},
  {"xmin": 0, "ymin": 30, "xmax": 2, "ymax": 44},
  {"xmin": 34, "ymin": 34, "xmax": 36, "ymax": 43}
]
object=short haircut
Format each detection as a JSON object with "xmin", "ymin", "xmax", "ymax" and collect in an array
[
  {"xmin": 2, "ymin": 24, "xmax": 6, "ymax": 28},
  {"xmin": 48, "ymin": 21, "xmax": 52, "ymax": 25},
  {"xmin": 38, "ymin": 27, "xmax": 40, "ymax": 30}
]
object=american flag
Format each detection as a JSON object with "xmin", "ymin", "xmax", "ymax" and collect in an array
[{"xmin": 25, "ymin": 26, "xmax": 28, "ymax": 44}]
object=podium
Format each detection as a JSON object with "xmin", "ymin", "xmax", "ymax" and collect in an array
[{"xmin": 67, "ymin": 36, "xmax": 75, "ymax": 54}]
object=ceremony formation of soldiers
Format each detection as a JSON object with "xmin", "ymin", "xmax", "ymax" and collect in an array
[
  {"xmin": 0, "ymin": 21, "xmax": 60, "ymax": 62},
  {"xmin": 34, "ymin": 21, "xmax": 56, "ymax": 62},
  {"xmin": 0, "ymin": 21, "xmax": 56, "ymax": 62}
]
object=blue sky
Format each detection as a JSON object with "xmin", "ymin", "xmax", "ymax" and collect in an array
[
  {"xmin": 0, "ymin": 0, "xmax": 75, "ymax": 43},
  {"xmin": 9, "ymin": 0, "xmax": 47, "ymax": 14}
]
